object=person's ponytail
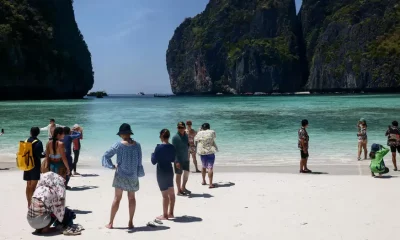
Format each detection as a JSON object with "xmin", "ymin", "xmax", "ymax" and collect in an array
[{"xmin": 52, "ymin": 127, "xmax": 63, "ymax": 153}]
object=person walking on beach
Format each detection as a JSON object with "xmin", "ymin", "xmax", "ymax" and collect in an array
[
  {"xmin": 24, "ymin": 127, "xmax": 45, "ymax": 206},
  {"xmin": 151, "ymin": 129, "xmax": 176, "ymax": 220},
  {"xmin": 0, "ymin": 128, "xmax": 4, "ymax": 136},
  {"xmin": 62, "ymin": 127, "xmax": 82, "ymax": 189},
  {"xmin": 44, "ymin": 127, "xmax": 70, "ymax": 181},
  {"xmin": 385, "ymin": 121, "xmax": 400, "ymax": 171},
  {"xmin": 195, "ymin": 123, "xmax": 218, "ymax": 188},
  {"xmin": 41, "ymin": 119, "xmax": 64, "ymax": 140},
  {"xmin": 186, "ymin": 120, "xmax": 201, "ymax": 173},
  {"xmin": 102, "ymin": 123, "xmax": 145, "ymax": 229},
  {"xmin": 298, "ymin": 119, "xmax": 312, "ymax": 173},
  {"xmin": 172, "ymin": 122, "xmax": 191, "ymax": 196},
  {"xmin": 357, "ymin": 118, "xmax": 368, "ymax": 161},
  {"xmin": 370, "ymin": 143, "xmax": 390, "ymax": 177},
  {"xmin": 72, "ymin": 124, "xmax": 83, "ymax": 175}
]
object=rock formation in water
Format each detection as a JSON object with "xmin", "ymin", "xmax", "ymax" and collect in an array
[
  {"xmin": 166, "ymin": 0, "xmax": 304, "ymax": 95},
  {"xmin": 299, "ymin": 0, "xmax": 400, "ymax": 92},
  {"xmin": 0, "ymin": 0, "xmax": 94, "ymax": 100}
]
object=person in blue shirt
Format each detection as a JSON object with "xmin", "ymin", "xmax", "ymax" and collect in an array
[
  {"xmin": 151, "ymin": 129, "xmax": 176, "ymax": 220},
  {"xmin": 62, "ymin": 127, "xmax": 81, "ymax": 189}
]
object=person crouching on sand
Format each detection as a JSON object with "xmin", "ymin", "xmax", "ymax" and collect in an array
[
  {"xmin": 370, "ymin": 143, "xmax": 390, "ymax": 177},
  {"xmin": 194, "ymin": 123, "xmax": 218, "ymax": 188},
  {"xmin": 151, "ymin": 129, "xmax": 176, "ymax": 220},
  {"xmin": 102, "ymin": 123, "xmax": 145, "ymax": 229}
]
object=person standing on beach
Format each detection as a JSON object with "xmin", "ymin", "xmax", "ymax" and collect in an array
[
  {"xmin": 385, "ymin": 121, "xmax": 400, "ymax": 171},
  {"xmin": 62, "ymin": 127, "xmax": 82, "ymax": 189},
  {"xmin": 102, "ymin": 123, "xmax": 145, "ymax": 229},
  {"xmin": 151, "ymin": 129, "xmax": 176, "ymax": 220},
  {"xmin": 370, "ymin": 143, "xmax": 390, "ymax": 177},
  {"xmin": 186, "ymin": 120, "xmax": 201, "ymax": 173},
  {"xmin": 44, "ymin": 127, "xmax": 70, "ymax": 181},
  {"xmin": 24, "ymin": 127, "xmax": 45, "ymax": 206},
  {"xmin": 72, "ymin": 124, "xmax": 83, "ymax": 175},
  {"xmin": 357, "ymin": 118, "xmax": 368, "ymax": 161},
  {"xmin": 41, "ymin": 119, "xmax": 64, "ymax": 140},
  {"xmin": 194, "ymin": 123, "xmax": 218, "ymax": 188},
  {"xmin": 298, "ymin": 119, "xmax": 312, "ymax": 173},
  {"xmin": 172, "ymin": 122, "xmax": 191, "ymax": 196},
  {"xmin": 0, "ymin": 129, "xmax": 4, "ymax": 135}
]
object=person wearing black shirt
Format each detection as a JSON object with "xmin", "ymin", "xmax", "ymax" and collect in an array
[{"xmin": 24, "ymin": 127, "xmax": 45, "ymax": 206}]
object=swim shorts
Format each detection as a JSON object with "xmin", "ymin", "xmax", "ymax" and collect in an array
[
  {"xmin": 300, "ymin": 150, "xmax": 309, "ymax": 159},
  {"xmin": 390, "ymin": 146, "xmax": 400, "ymax": 153},
  {"xmin": 174, "ymin": 161, "xmax": 190, "ymax": 174},
  {"xmin": 200, "ymin": 154, "xmax": 215, "ymax": 169}
]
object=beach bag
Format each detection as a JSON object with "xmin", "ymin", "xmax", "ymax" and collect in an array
[{"xmin": 16, "ymin": 139, "xmax": 37, "ymax": 171}]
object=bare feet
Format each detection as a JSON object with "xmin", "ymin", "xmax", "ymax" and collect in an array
[
  {"xmin": 156, "ymin": 215, "xmax": 168, "ymax": 220},
  {"xmin": 168, "ymin": 213, "xmax": 174, "ymax": 219},
  {"xmin": 201, "ymin": 182, "xmax": 207, "ymax": 185},
  {"xmin": 128, "ymin": 221, "xmax": 134, "ymax": 229},
  {"xmin": 105, "ymin": 223, "xmax": 113, "ymax": 229}
]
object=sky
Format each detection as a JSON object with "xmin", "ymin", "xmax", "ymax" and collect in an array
[{"xmin": 73, "ymin": 0, "xmax": 303, "ymax": 94}]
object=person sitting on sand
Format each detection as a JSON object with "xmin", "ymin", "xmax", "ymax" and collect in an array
[
  {"xmin": 172, "ymin": 122, "xmax": 191, "ymax": 196},
  {"xmin": 151, "ymin": 129, "xmax": 176, "ymax": 220},
  {"xmin": 298, "ymin": 119, "xmax": 312, "ymax": 173},
  {"xmin": 186, "ymin": 121, "xmax": 201, "ymax": 173},
  {"xmin": 62, "ymin": 127, "xmax": 82, "ymax": 189},
  {"xmin": 102, "ymin": 123, "xmax": 145, "ymax": 229},
  {"xmin": 385, "ymin": 121, "xmax": 400, "ymax": 171},
  {"xmin": 72, "ymin": 124, "xmax": 83, "ymax": 175},
  {"xmin": 370, "ymin": 143, "xmax": 390, "ymax": 177},
  {"xmin": 357, "ymin": 118, "xmax": 368, "ymax": 161},
  {"xmin": 41, "ymin": 119, "xmax": 64, "ymax": 140},
  {"xmin": 194, "ymin": 123, "xmax": 218, "ymax": 188},
  {"xmin": 44, "ymin": 127, "xmax": 70, "ymax": 181},
  {"xmin": 24, "ymin": 127, "xmax": 45, "ymax": 207}
]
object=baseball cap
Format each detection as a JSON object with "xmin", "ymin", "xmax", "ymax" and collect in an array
[{"xmin": 370, "ymin": 143, "xmax": 380, "ymax": 153}]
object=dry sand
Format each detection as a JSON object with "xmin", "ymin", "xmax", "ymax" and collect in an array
[{"xmin": 0, "ymin": 165, "xmax": 399, "ymax": 240}]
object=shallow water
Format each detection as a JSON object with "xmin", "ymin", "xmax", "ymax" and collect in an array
[{"xmin": 0, "ymin": 94, "xmax": 399, "ymax": 166}]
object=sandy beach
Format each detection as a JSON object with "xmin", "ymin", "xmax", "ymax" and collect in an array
[{"xmin": 1, "ymin": 162, "xmax": 400, "ymax": 240}]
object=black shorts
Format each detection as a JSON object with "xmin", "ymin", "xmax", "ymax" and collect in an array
[
  {"xmin": 157, "ymin": 171, "xmax": 174, "ymax": 191},
  {"xmin": 23, "ymin": 164, "xmax": 40, "ymax": 181},
  {"xmin": 390, "ymin": 146, "xmax": 400, "ymax": 153},
  {"xmin": 174, "ymin": 161, "xmax": 190, "ymax": 174},
  {"xmin": 300, "ymin": 150, "xmax": 309, "ymax": 159}
]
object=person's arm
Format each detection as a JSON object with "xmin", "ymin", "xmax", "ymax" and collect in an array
[
  {"xmin": 70, "ymin": 131, "xmax": 81, "ymax": 140},
  {"xmin": 385, "ymin": 129, "xmax": 390, "ymax": 137},
  {"xmin": 172, "ymin": 136, "xmax": 182, "ymax": 164},
  {"xmin": 137, "ymin": 143, "xmax": 143, "ymax": 167},
  {"xmin": 40, "ymin": 125, "xmax": 49, "ymax": 131},
  {"xmin": 56, "ymin": 124, "xmax": 65, "ymax": 128},
  {"xmin": 35, "ymin": 141, "xmax": 45, "ymax": 158},
  {"xmin": 102, "ymin": 144, "xmax": 118, "ymax": 169},
  {"xmin": 171, "ymin": 147, "xmax": 176, "ymax": 163},
  {"xmin": 58, "ymin": 142, "xmax": 70, "ymax": 175},
  {"xmin": 151, "ymin": 146, "xmax": 158, "ymax": 165}
]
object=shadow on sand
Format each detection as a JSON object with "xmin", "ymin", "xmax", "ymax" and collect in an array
[
  {"xmin": 113, "ymin": 226, "xmax": 170, "ymax": 233},
  {"xmin": 72, "ymin": 209, "xmax": 92, "ymax": 214},
  {"xmin": 32, "ymin": 229, "xmax": 61, "ymax": 237},
  {"xmin": 0, "ymin": 168, "xmax": 10, "ymax": 171},
  {"xmin": 374, "ymin": 175, "xmax": 398, "ymax": 179},
  {"xmin": 307, "ymin": 172, "xmax": 329, "ymax": 175},
  {"xmin": 188, "ymin": 193, "xmax": 213, "ymax": 199},
  {"xmin": 69, "ymin": 185, "xmax": 98, "ymax": 191},
  {"xmin": 173, "ymin": 215, "xmax": 203, "ymax": 223},
  {"xmin": 215, "ymin": 182, "xmax": 235, "ymax": 188},
  {"xmin": 80, "ymin": 174, "xmax": 100, "ymax": 177}
]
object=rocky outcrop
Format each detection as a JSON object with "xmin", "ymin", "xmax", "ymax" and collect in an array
[
  {"xmin": 166, "ymin": 0, "xmax": 303, "ymax": 95},
  {"xmin": 300, "ymin": 0, "xmax": 400, "ymax": 92},
  {"xmin": 0, "ymin": 0, "xmax": 94, "ymax": 100}
]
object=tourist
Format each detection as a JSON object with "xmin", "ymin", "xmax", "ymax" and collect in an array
[
  {"xmin": 102, "ymin": 123, "xmax": 145, "ymax": 229},
  {"xmin": 41, "ymin": 119, "xmax": 64, "ymax": 140},
  {"xmin": 172, "ymin": 122, "xmax": 191, "ymax": 196},
  {"xmin": 62, "ymin": 127, "xmax": 82, "ymax": 189},
  {"xmin": 357, "ymin": 118, "xmax": 368, "ymax": 160},
  {"xmin": 186, "ymin": 120, "xmax": 200, "ymax": 173},
  {"xmin": 72, "ymin": 124, "xmax": 83, "ymax": 175},
  {"xmin": 44, "ymin": 127, "xmax": 70, "ymax": 180},
  {"xmin": 298, "ymin": 119, "xmax": 312, "ymax": 173},
  {"xmin": 194, "ymin": 123, "xmax": 218, "ymax": 188},
  {"xmin": 23, "ymin": 127, "xmax": 45, "ymax": 206},
  {"xmin": 151, "ymin": 129, "xmax": 176, "ymax": 220},
  {"xmin": 370, "ymin": 143, "xmax": 390, "ymax": 177},
  {"xmin": 385, "ymin": 121, "xmax": 400, "ymax": 171},
  {"xmin": 0, "ymin": 128, "xmax": 4, "ymax": 135}
]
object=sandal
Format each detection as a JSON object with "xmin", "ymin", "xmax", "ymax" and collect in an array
[
  {"xmin": 147, "ymin": 221, "xmax": 157, "ymax": 227},
  {"xmin": 209, "ymin": 184, "xmax": 216, "ymax": 189},
  {"xmin": 154, "ymin": 219, "xmax": 163, "ymax": 225},
  {"xmin": 177, "ymin": 191, "xmax": 188, "ymax": 196},
  {"xmin": 63, "ymin": 227, "xmax": 81, "ymax": 236},
  {"xmin": 201, "ymin": 182, "xmax": 207, "ymax": 185},
  {"xmin": 183, "ymin": 189, "xmax": 191, "ymax": 194}
]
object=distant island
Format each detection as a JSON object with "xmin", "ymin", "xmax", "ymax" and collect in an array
[
  {"xmin": 87, "ymin": 91, "xmax": 108, "ymax": 98},
  {"xmin": 166, "ymin": 0, "xmax": 400, "ymax": 95},
  {"xmin": 0, "ymin": 0, "xmax": 94, "ymax": 100}
]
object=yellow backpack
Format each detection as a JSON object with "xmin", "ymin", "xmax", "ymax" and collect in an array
[{"xmin": 16, "ymin": 139, "xmax": 38, "ymax": 171}]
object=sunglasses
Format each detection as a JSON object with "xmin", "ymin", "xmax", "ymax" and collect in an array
[{"xmin": 178, "ymin": 126, "xmax": 185, "ymax": 129}]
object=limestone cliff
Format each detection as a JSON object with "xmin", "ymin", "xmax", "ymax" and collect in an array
[{"xmin": 0, "ymin": 0, "xmax": 94, "ymax": 100}]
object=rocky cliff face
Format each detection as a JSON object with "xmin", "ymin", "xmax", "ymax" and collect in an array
[
  {"xmin": 0, "ymin": 0, "xmax": 94, "ymax": 100},
  {"xmin": 300, "ymin": 0, "xmax": 400, "ymax": 92},
  {"xmin": 166, "ymin": 0, "xmax": 304, "ymax": 94}
]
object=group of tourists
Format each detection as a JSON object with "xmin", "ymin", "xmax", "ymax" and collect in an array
[
  {"xmin": 22, "ymin": 119, "xmax": 84, "ymax": 235},
  {"xmin": 298, "ymin": 118, "xmax": 400, "ymax": 177},
  {"xmin": 101, "ymin": 120, "xmax": 218, "ymax": 228}
]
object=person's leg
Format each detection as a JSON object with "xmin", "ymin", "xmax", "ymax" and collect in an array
[
  {"xmin": 202, "ymin": 167, "xmax": 207, "ymax": 184},
  {"xmin": 175, "ymin": 174, "xmax": 182, "ymax": 194},
  {"xmin": 127, "ymin": 191, "xmax": 136, "ymax": 229},
  {"xmin": 182, "ymin": 170, "xmax": 189, "ymax": 191},
  {"xmin": 157, "ymin": 190, "xmax": 169, "ymax": 220},
  {"xmin": 304, "ymin": 158, "xmax": 310, "ymax": 171},
  {"xmin": 26, "ymin": 180, "xmax": 38, "ymax": 206},
  {"xmin": 73, "ymin": 150, "xmax": 80, "ymax": 174},
  {"xmin": 167, "ymin": 187, "xmax": 175, "ymax": 218},
  {"xmin": 192, "ymin": 153, "xmax": 200, "ymax": 172},
  {"xmin": 357, "ymin": 142, "xmax": 362, "ymax": 160},
  {"xmin": 392, "ymin": 151, "xmax": 397, "ymax": 170},
  {"xmin": 362, "ymin": 142, "xmax": 368, "ymax": 160},
  {"xmin": 208, "ymin": 168, "xmax": 214, "ymax": 188},
  {"xmin": 105, "ymin": 188, "xmax": 123, "ymax": 229}
]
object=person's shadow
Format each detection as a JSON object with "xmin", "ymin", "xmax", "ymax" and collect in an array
[
  {"xmin": 80, "ymin": 174, "xmax": 100, "ymax": 177},
  {"xmin": 72, "ymin": 209, "xmax": 92, "ymax": 214},
  {"xmin": 189, "ymin": 193, "xmax": 213, "ymax": 199},
  {"xmin": 113, "ymin": 226, "xmax": 170, "ymax": 233},
  {"xmin": 69, "ymin": 185, "xmax": 98, "ymax": 191},
  {"xmin": 172, "ymin": 215, "xmax": 203, "ymax": 223},
  {"xmin": 0, "ymin": 168, "xmax": 10, "ymax": 171},
  {"xmin": 215, "ymin": 182, "xmax": 235, "ymax": 188}
]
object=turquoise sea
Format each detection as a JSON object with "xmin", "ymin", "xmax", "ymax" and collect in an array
[{"xmin": 0, "ymin": 94, "xmax": 399, "ymax": 166}]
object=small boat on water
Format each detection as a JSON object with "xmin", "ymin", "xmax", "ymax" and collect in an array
[
  {"xmin": 244, "ymin": 92, "xmax": 253, "ymax": 96},
  {"xmin": 254, "ymin": 92, "xmax": 267, "ymax": 96},
  {"xmin": 294, "ymin": 91, "xmax": 310, "ymax": 95},
  {"xmin": 216, "ymin": 92, "xmax": 223, "ymax": 95},
  {"xmin": 138, "ymin": 92, "xmax": 145, "ymax": 96},
  {"xmin": 154, "ymin": 94, "xmax": 170, "ymax": 98}
]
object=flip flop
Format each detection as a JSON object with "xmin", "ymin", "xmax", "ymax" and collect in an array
[
  {"xmin": 209, "ymin": 184, "xmax": 216, "ymax": 189},
  {"xmin": 147, "ymin": 221, "xmax": 157, "ymax": 227},
  {"xmin": 183, "ymin": 189, "xmax": 191, "ymax": 194},
  {"xmin": 201, "ymin": 182, "xmax": 207, "ymax": 185},
  {"xmin": 177, "ymin": 191, "xmax": 188, "ymax": 196},
  {"xmin": 154, "ymin": 219, "xmax": 164, "ymax": 225}
]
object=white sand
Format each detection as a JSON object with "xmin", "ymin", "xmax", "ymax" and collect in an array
[{"xmin": 0, "ymin": 168, "xmax": 399, "ymax": 240}]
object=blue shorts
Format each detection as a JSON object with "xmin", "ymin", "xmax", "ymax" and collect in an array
[{"xmin": 201, "ymin": 154, "xmax": 215, "ymax": 169}]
